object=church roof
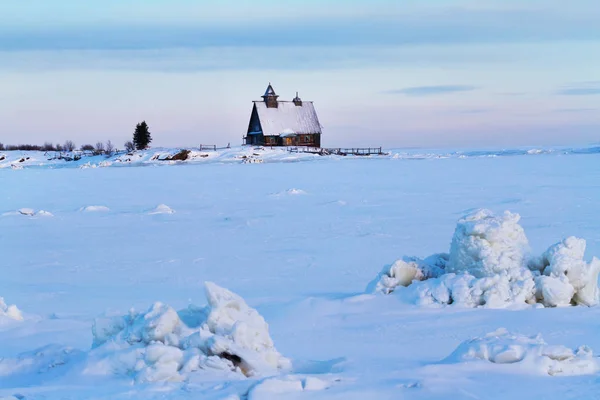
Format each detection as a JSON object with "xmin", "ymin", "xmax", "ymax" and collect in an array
[{"xmin": 251, "ymin": 101, "xmax": 322, "ymax": 136}]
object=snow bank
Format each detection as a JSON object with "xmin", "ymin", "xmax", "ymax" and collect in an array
[
  {"xmin": 148, "ymin": 204, "xmax": 175, "ymax": 215},
  {"xmin": 369, "ymin": 209, "xmax": 600, "ymax": 308},
  {"xmin": 0, "ymin": 297, "xmax": 23, "ymax": 321},
  {"xmin": 86, "ymin": 282, "xmax": 290, "ymax": 382},
  {"xmin": 444, "ymin": 328, "xmax": 599, "ymax": 376}
]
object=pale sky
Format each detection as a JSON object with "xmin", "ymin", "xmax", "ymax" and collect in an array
[{"xmin": 1, "ymin": 0, "xmax": 599, "ymax": 148}]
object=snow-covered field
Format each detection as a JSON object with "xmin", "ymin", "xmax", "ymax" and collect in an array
[{"xmin": 1, "ymin": 146, "xmax": 600, "ymax": 399}]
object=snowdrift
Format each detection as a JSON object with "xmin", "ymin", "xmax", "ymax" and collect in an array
[
  {"xmin": 443, "ymin": 328, "xmax": 599, "ymax": 376},
  {"xmin": 0, "ymin": 297, "xmax": 23, "ymax": 321},
  {"xmin": 148, "ymin": 204, "xmax": 175, "ymax": 214},
  {"xmin": 368, "ymin": 209, "xmax": 600, "ymax": 308},
  {"xmin": 86, "ymin": 282, "xmax": 290, "ymax": 382},
  {"xmin": 80, "ymin": 205, "xmax": 110, "ymax": 212}
]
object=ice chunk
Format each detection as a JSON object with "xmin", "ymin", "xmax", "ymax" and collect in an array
[
  {"xmin": 447, "ymin": 209, "xmax": 529, "ymax": 278},
  {"xmin": 87, "ymin": 282, "xmax": 289, "ymax": 383},
  {"xmin": 367, "ymin": 254, "xmax": 448, "ymax": 294},
  {"xmin": 574, "ymin": 258, "xmax": 600, "ymax": 306},
  {"xmin": 203, "ymin": 281, "xmax": 292, "ymax": 374},
  {"xmin": 370, "ymin": 210, "xmax": 600, "ymax": 308},
  {"xmin": 536, "ymin": 237, "xmax": 600, "ymax": 306},
  {"xmin": 407, "ymin": 272, "xmax": 535, "ymax": 308},
  {"xmin": 535, "ymin": 275, "xmax": 575, "ymax": 307}
]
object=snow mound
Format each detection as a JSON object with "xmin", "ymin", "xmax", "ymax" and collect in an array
[
  {"xmin": 80, "ymin": 205, "xmax": 110, "ymax": 212},
  {"xmin": 286, "ymin": 188, "xmax": 306, "ymax": 195},
  {"xmin": 444, "ymin": 328, "xmax": 599, "ymax": 376},
  {"xmin": 87, "ymin": 282, "xmax": 290, "ymax": 382},
  {"xmin": 148, "ymin": 204, "xmax": 175, "ymax": 215},
  {"xmin": 0, "ymin": 297, "xmax": 23, "ymax": 321},
  {"xmin": 366, "ymin": 255, "xmax": 447, "ymax": 294},
  {"xmin": 369, "ymin": 209, "xmax": 600, "ymax": 308},
  {"xmin": 272, "ymin": 188, "xmax": 307, "ymax": 197},
  {"xmin": 18, "ymin": 208, "xmax": 35, "ymax": 216},
  {"xmin": 36, "ymin": 210, "xmax": 54, "ymax": 217}
]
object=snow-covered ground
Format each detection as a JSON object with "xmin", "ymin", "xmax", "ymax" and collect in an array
[
  {"xmin": 1, "ymin": 146, "xmax": 600, "ymax": 399},
  {"xmin": 1, "ymin": 144, "xmax": 599, "ymax": 169}
]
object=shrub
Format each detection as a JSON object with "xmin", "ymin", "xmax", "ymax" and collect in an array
[
  {"xmin": 124, "ymin": 141, "xmax": 135, "ymax": 153},
  {"xmin": 64, "ymin": 140, "xmax": 76, "ymax": 152},
  {"xmin": 105, "ymin": 140, "xmax": 114, "ymax": 156}
]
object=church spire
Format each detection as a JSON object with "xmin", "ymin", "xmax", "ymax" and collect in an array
[{"xmin": 262, "ymin": 83, "xmax": 279, "ymax": 108}]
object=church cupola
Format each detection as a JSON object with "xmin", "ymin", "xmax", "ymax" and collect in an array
[
  {"xmin": 262, "ymin": 83, "xmax": 279, "ymax": 108},
  {"xmin": 293, "ymin": 92, "xmax": 303, "ymax": 106}
]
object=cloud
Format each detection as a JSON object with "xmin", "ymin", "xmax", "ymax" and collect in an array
[
  {"xmin": 387, "ymin": 85, "xmax": 478, "ymax": 96},
  {"xmin": 557, "ymin": 82, "xmax": 600, "ymax": 95}
]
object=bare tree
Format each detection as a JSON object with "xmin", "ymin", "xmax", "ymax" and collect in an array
[
  {"xmin": 94, "ymin": 141, "xmax": 105, "ymax": 155},
  {"xmin": 0, "ymin": 143, "xmax": 4, "ymax": 151},
  {"xmin": 124, "ymin": 141, "xmax": 135, "ymax": 153},
  {"xmin": 64, "ymin": 140, "xmax": 76, "ymax": 152},
  {"xmin": 105, "ymin": 140, "xmax": 114, "ymax": 156},
  {"xmin": 55, "ymin": 143, "xmax": 64, "ymax": 152}
]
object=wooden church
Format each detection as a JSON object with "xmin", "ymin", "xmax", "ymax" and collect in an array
[{"xmin": 245, "ymin": 84, "xmax": 322, "ymax": 147}]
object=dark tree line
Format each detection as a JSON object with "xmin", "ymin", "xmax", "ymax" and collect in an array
[
  {"xmin": 0, "ymin": 140, "xmax": 115, "ymax": 155},
  {"xmin": 1, "ymin": 121, "xmax": 154, "ymax": 154}
]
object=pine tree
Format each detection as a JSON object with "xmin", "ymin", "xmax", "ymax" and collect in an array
[{"xmin": 133, "ymin": 121, "xmax": 152, "ymax": 150}]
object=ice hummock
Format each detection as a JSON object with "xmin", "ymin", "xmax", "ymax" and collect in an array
[
  {"xmin": 87, "ymin": 282, "xmax": 290, "ymax": 382},
  {"xmin": 369, "ymin": 209, "xmax": 600, "ymax": 308}
]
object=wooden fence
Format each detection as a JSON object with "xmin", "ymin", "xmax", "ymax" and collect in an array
[
  {"xmin": 288, "ymin": 147, "xmax": 385, "ymax": 156},
  {"xmin": 199, "ymin": 144, "xmax": 231, "ymax": 151}
]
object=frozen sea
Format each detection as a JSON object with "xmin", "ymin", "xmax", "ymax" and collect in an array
[{"xmin": 1, "ymin": 146, "xmax": 600, "ymax": 399}]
